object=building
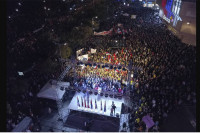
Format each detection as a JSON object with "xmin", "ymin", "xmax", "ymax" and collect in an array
[{"xmin": 157, "ymin": 0, "xmax": 196, "ymax": 45}]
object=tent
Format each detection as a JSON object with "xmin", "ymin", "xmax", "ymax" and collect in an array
[
  {"xmin": 37, "ymin": 79, "xmax": 70, "ymax": 101},
  {"xmin": 12, "ymin": 117, "xmax": 32, "ymax": 132}
]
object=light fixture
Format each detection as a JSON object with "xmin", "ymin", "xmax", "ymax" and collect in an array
[
  {"xmin": 43, "ymin": 0, "xmax": 45, "ymax": 2},
  {"xmin": 44, "ymin": 6, "xmax": 47, "ymax": 10},
  {"xmin": 18, "ymin": 2, "xmax": 21, "ymax": 6},
  {"xmin": 187, "ymin": 22, "xmax": 190, "ymax": 25},
  {"xmin": 48, "ymin": 8, "xmax": 50, "ymax": 11},
  {"xmin": 15, "ymin": 9, "xmax": 19, "ymax": 12},
  {"xmin": 8, "ymin": 16, "xmax": 11, "ymax": 19}
]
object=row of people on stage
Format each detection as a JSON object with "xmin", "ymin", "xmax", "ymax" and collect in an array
[{"xmin": 77, "ymin": 96, "xmax": 117, "ymax": 116}]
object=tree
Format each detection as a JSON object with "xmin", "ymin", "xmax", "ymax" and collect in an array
[{"xmin": 60, "ymin": 45, "xmax": 72, "ymax": 59}]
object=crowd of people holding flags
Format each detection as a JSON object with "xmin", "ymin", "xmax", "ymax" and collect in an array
[{"xmin": 74, "ymin": 1, "xmax": 196, "ymax": 131}]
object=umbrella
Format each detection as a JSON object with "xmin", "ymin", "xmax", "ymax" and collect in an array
[
  {"xmin": 110, "ymin": 65, "xmax": 113, "ymax": 69},
  {"xmin": 122, "ymin": 68, "xmax": 126, "ymax": 71},
  {"xmin": 118, "ymin": 66, "xmax": 122, "ymax": 70},
  {"xmin": 105, "ymin": 65, "xmax": 109, "ymax": 69}
]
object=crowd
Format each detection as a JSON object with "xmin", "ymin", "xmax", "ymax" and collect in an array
[
  {"xmin": 117, "ymin": 3, "xmax": 195, "ymax": 132},
  {"xmin": 75, "ymin": 65, "xmax": 128, "ymax": 94},
  {"xmin": 75, "ymin": 1, "xmax": 196, "ymax": 132},
  {"xmin": 6, "ymin": 0, "xmax": 196, "ymax": 132}
]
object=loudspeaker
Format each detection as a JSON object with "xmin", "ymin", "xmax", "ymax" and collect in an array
[{"xmin": 116, "ymin": 113, "xmax": 119, "ymax": 118}]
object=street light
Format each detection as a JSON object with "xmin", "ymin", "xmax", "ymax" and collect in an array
[
  {"xmin": 15, "ymin": 9, "xmax": 19, "ymax": 12},
  {"xmin": 18, "ymin": 2, "xmax": 21, "ymax": 6}
]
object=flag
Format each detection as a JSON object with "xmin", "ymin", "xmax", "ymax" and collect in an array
[
  {"xmin": 101, "ymin": 100, "xmax": 102, "ymax": 110},
  {"xmin": 90, "ymin": 99, "xmax": 93, "ymax": 109},
  {"xmin": 108, "ymin": 55, "xmax": 111, "ymax": 62},
  {"xmin": 81, "ymin": 97, "xmax": 83, "ymax": 107},
  {"xmin": 106, "ymin": 52, "xmax": 111, "ymax": 55},
  {"xmin": 84, "ymin": 98, "xmax": 86, "ymax": 108},
  {"xmin": 77, "ymin": 97, "xmax": 80, "ymax": 107},
  {"xmin": 95, "ymin": 99, "xmax": 97, "ymax": 109},
  {"xmin": 104, "ymin": 101, "xmax": 106, "ymax": 112},
  {"xmin": 87, "ymin": 98, "xmax": 90, "ymax": 108}
]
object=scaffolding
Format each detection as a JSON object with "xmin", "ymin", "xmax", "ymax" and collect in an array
[{"xmin": 55, "ymin": 65, "xmax": 72, "ymax": 122}]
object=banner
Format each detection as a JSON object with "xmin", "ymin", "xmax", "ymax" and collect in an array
[
  {"xmin": 94, "ymin": 28, "xmax": 113, "ymax": 36},
  {"xmin": 91, "ymin": 48, "xmax": 97, "ymax": 54},
  {"xmin": 76, "ymin": 48, "xmax": 84, "ymax": 57},
  {"xmin": 117, "ymin": 23, "xmax": 123, "ymax": 27},
  {"xmin": 131, "ymin": 15, "xmax": 137, "ymax": 19},
  {"xmin": 122, "ymin": 13, "xmax": 129, "ymax": 16},
  {"xmin": 77, "ymin": 54, "xmax": 88, "ymax": 61}
]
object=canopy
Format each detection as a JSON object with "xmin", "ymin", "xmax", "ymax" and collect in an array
[
  {"xmin": 142, "ymin": 115, "xmax": 155, "ymax": 129},
  {"xmin": 12, "ymin": 117, "xmax": 32, "ymax": 132},
  {"xmin": 37, "ymin": 79, "xmax": 70, "ymax": 101}
]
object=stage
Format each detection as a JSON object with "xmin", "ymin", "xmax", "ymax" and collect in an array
[{"xmin": 67, "ymin": 92, "xmax": 124, "ymax": 118}]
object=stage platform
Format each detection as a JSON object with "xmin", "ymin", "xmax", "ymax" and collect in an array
[
  {"xmin": 67, "ymin": 92, "xmax": 124, "ymax": 118},
  {"xmin": 65, "ymin": 110, "xmax": 120, "ymax": 132}
]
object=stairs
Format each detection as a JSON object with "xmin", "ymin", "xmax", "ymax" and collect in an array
[{"xmin": 57, "ymin": 65, "xmax": 71, "ymax": 81}]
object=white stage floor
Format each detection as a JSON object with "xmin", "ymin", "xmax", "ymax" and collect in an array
[{"xmin": 68, "ymin": 92, "xmax": 124, "ymax": 118}]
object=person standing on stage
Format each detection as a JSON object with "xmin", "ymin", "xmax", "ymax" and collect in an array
[{"xmin": 112, "ymin": 101, "xmax": 116, "ymax": 116}]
